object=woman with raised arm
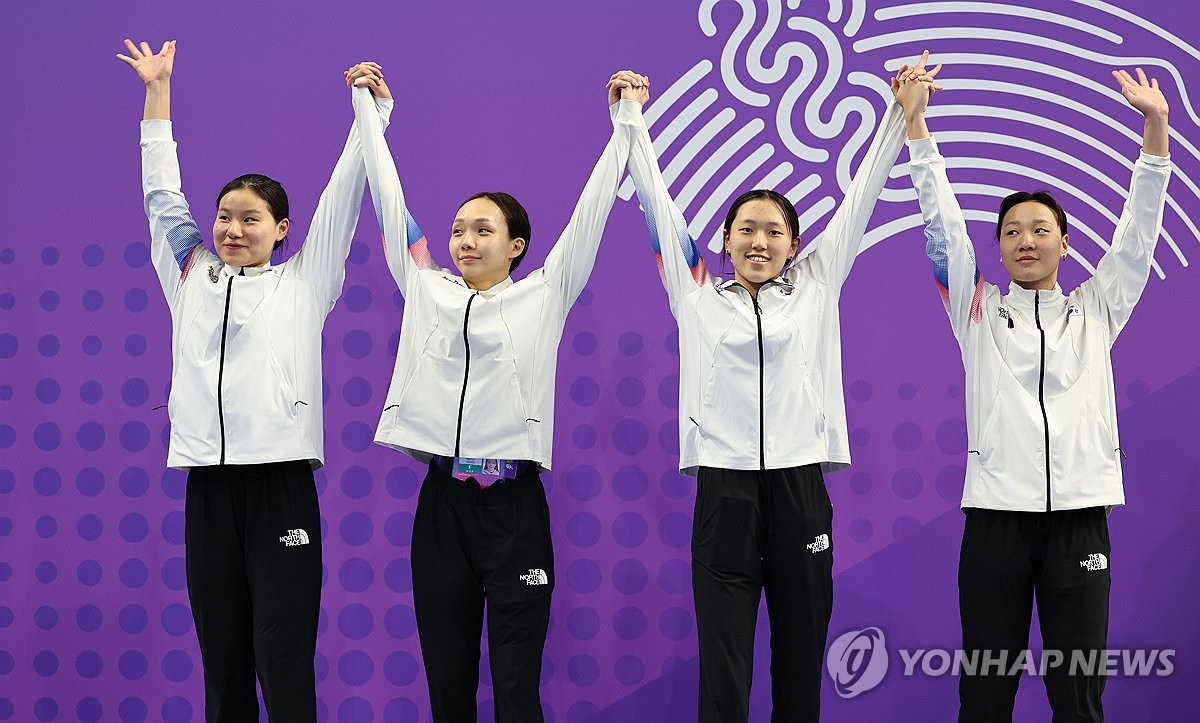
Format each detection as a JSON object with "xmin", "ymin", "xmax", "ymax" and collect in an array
[
  {"xmin": 897, "ymin": 65, "xmax": 1171, "ymax": 721},
  {"xmin": 344, "ymin": 64, "xmax": 647, "ymax": 722},
  {"xmin": 118, "ymin": 40, "xmax": 391, "ymax": 722},
  {"xmin": 620, "ymin": 53, "xmax": 935, "ymax": 721}
]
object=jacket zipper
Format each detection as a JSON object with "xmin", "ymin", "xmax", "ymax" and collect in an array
[
  {"xmin": 454, "ymin": 293, "xmax": 479, "ymax": 457},
  {"xmin": 752, "ymin": 293, "xmax": 765, "ymax": 470},
  {"xmin": 1034, "ymin": 293, "xmax": 1051, "ymax": 511},
  {"xmin": 217, "ymin": 276, "xmax": 234, "ymax": 465}
]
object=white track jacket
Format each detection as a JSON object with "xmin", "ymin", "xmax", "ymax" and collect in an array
[
  {"xmin": 356, "ymin": 88, "xmax": 640, "ymax": 470},
  {"xmin": 141, "ymin": 95, "xmax": 392, "ymax": 469},
  {"xmin": 908, "ymin": 136, "xmax": 1171, "ymax": 511},
  {"xmin": 625, "ymin": 100, "xmax": 907, "ymax": 475}
]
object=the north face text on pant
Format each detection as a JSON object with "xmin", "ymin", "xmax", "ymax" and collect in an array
[
  {"xmin": 279, "ymin": 529, "xmax": 310, "ymax": 546},
  {"xmin": 519, "ymin": 568, "xmax": 548, "ymax": 585}
]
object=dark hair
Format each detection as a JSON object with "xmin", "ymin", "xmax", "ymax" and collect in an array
[
  {"xmin": 459, "ymin": 191, "xmax": 531, "ymax": 272},
  {"xmin": 722, "ymin": 189, "xmax": 800, "ymax": 241},
  {"xmin": 995, "ymin": 190, "xmax": 1068, "ymax": 241},
  {"xmin": 217, "ymin": 174, "xmax": 290, "ymax": 250}
]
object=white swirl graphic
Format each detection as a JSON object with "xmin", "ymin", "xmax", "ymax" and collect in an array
[{"xmin": 622, "ymin": 0, "xmax": 1200, "ymax": 282}]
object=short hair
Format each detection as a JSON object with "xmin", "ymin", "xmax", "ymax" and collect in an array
[
  {"xmin": 995, "ymin": 190, "xmax": 1068, "ymax": 241},
  {"xmin": 459, "ymin": 191, "xmax": 531, "ymax": 272},
  {"xmin": 217, "ymin": 174, "xmax": 290, "ymax": 250},
  {"xmin": 722, "ymin": 189, "xmax": 800, "ymax": 241}
]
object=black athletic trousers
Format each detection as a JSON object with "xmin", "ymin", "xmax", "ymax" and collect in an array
[
  {"xmin": 411, "ymin": 461, "xmax": 554, "ymax": 723},
  {"xmin": 185, "ymin": 460, "xmax": 322, "ymax": 723},
  {"xmin": 692, "ymin": 464, "xmax": 834, "ymax": 723},
  {"xmin": 958, "ymin": 506, "xmax": 1111, "ymax": 722}
]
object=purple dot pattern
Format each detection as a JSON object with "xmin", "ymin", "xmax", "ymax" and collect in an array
[{"xmin": 3, "ymin": 6, "xmax": 1195, "ymax": 721}]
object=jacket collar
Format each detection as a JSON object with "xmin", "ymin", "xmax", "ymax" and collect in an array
[
  {"xmin": 1006, "ymin": 281, "xmax": 1064, "ymax": 305},
  {"xmin": 717, "ymin": 276, "xmax": 793, "ymax": 296},
  {"xmin": 221, "ymin": 261, "xmax": 273, "ymax": 278}
]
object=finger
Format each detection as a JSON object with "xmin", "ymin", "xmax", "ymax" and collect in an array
[
  {"xmin": 158, "ymin": 40, "xmax": 171, "ymax": 56},
  {"xmin": 1135, "ymin": 67, "xmax": 1149, "ymax": 86},
  {"xmin": 927, "ymin": 63, "xmax": 943, "ymax": 78},
  {"xmin": 140, "ymin": 41, "xmax": 153, "ymax": 56},
  {"xmin": 1151, "ymin": 77, "xmax": 1160, "ymax": 91},
  {"xmin": 116, "ymin": 53, "xmax": 136, "ymax": 66},
  {"xmin": 123, "ymin": 38, "xmax": 142, "ymax": 59}
]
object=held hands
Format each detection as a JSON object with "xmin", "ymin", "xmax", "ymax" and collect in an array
[
  {"xmin": 117, "ymin": 39, "xmax": 176, "ymax": 87},
  {"xmin": 345, "ymin": 62, "xmax": 392, "ymax": 100},
  {"xmin": 607, "ymin": 70, "xmax": 650, "ymax": 106},
  {"xmin": 890, "ymin": 49, "xmax": 943, "ymax": 118}
]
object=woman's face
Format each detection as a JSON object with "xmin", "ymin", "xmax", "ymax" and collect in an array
[
  {"xmin": 723, "ymin": 198, "xmax": 799, "ymax": 292},
  {"xmin": 213, "ymin": 188, "xmax": 288, "ymax": 268},
  {"xmin": 999, "ymin": 201, "xmax": 1068, "ymax": 291},
  {"xmin": 449, "ymin": 197, "xmax": 525, "ymax": 291}
]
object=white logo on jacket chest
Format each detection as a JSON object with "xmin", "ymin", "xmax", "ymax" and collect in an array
[
  {"xmin": 279, "ymin": 529, "xmax": 310, "ymax": 546},
  {"xmin": 807, "ymin": 534, "xmax": 830, "ymax": 553},
  {"xmin": 1080, "ymin": 553, "xmax": 1107, "ymax": 571},
  {"xmin": 207, "ymin": 266, "xmax": 219, "ymax": 284}
]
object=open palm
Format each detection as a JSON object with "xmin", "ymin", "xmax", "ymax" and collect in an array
[{"xmin": 117, "ymin": 39, "xmax": 176, "ymax": 86}]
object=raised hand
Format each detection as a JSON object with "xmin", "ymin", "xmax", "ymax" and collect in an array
[
  {"xmin": 1112, "ymin": 67, "xmax": 1169, "ymax": 156},
  {"xmin": 116, "ymin": 39, "xmax": 176, "ymax": 87},
  {"xmin": 345, "ymin": 61, "xmax": 391, "ymax": 100},
  {"xmin": 607, "ymin": 70, "xmax": 650, "ymax": 106},
  {"xmin": 890, "ymin": 50, "xmax": 943, "ymax": 140},
  {"xmin": 890, "ymin": 50, "xmax": 943, "ymax": 109},
  {"xmin": 1112, "ymin": 67, "xmax": 1169, "ymax": 119}
]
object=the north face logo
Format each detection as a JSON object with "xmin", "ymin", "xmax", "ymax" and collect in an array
[
  {"xmin": 519, "ymin": 569, "xmax": 548, "ymax": 585},
  {"xmin": 1080, "ymin": 553, "xmax": 1108, "ymax": 571},
  {"xmin": 807, "ymin": 534, "xmax": 830, "ymax": 553},
  {"xmin": 279, "ymin": 529, "xmax": 310, "ymax": 546}
]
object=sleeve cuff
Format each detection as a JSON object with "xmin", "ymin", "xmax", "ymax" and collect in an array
[
  {"xmin": 140, "ymin": 119, "xmax": 174, "ymax": 142},
  {"xmin": 1138, "ymin": 149, "xmax": 1171, "ymax": 166},
  {"xmin": 906, "ymin": 135, "xmax": 940, "ymax": 160},
  {"xmin": 612, "ymin": 99, "xmax": 645, "ymax": 127},
  {"xmin": 377, "ymin": 97, "xmax": 395, "ymax": 123}
]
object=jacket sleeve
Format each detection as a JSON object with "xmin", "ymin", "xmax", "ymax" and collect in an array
[
  {"xmin": 796, "ymin": 101, "xmax": 906, "ymax": 289},
  {"xmin": 353, "ymin": 86, "xmax": 436, "ymax": 299},
  {"xmin": 908, "ymin": 136, "xmax": 985, "ymax": 342},
  {"xmin": 287, "ymin": 92, "xmax": 396, "ymax": 312},
  {"xmin": 535, "ymin": 99, "xmax": 639, "ymax": 309},
  {"xmin": 140, "ymin": 119, "xmax": 215, "ymax": 302},
  {"xmin": 622, "ymin": 102, "xmax": 709, "ymax": 317},
  {"xmin": 1088, "ymin": 151, "xmax": 1172, "ymax": 341}
]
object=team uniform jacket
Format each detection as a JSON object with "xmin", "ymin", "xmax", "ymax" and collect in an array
[
  {"xmin": 140, "ymin": 95, "xmax": 393, "ymax": 469},
  {"xmin": 354, "ymin": 87, "xmax": 640, "ymax": 470},
  {"xmin": 624, "ymin": 100, "xmax": 907, "ymax": 475},
  {"xmin": 908, "ymin": 136, "xmax": 1171, "ymax": 511}
]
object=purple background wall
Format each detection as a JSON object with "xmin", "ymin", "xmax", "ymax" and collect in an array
[{"xmin": 1, "ymin": 1, "xmax": 1198, "ymax": 720}]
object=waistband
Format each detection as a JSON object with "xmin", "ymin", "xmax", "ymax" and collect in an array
[{"xmin": 425, "ymin": 457, "xmax": 542, "ymax": 503}]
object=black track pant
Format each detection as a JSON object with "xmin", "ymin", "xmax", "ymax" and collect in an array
[
  {"xmin": 411, "ymin": 461, "xmax": 554, "ymax": 723},
  {"xmin": 185, "ymin": 460, "xmax": 322, "ymax": 723},
  {"xmin": 958, "ymin": 507, "xmax": 1111, "ymax": 722},
  {"xmin": 692, "ymin": 465, "xmax": 834, "ymax": 723}
]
